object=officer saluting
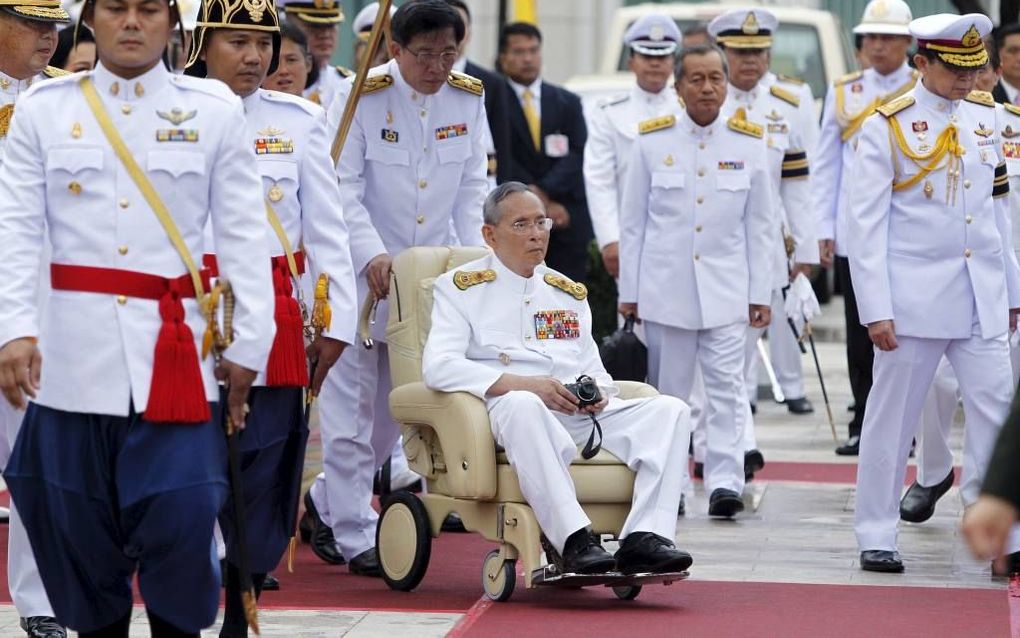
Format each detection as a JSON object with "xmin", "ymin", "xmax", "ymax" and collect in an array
[
  {"xmin": 848, "ymin": 13, "xmax": 1020, "ymax": 574},
  {"xmin": 583, "ymin": 13, "xmax": 683, "ymax": 280},
  {"xmin": 184, "ymin": 0, "xmax": 357, "ymax": 633},
  {"xmin": 618, "ymin": 45, "xmax": 774, "ymax": 519},
  {"xmin": 0, "ymin": 0, "xmax": 276, "ymax": 632}
]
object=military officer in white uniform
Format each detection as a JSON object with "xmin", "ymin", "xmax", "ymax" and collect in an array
[
  {"xmin": 813, "ymin": 0, "xmax": 917, "ymax": 456},
  {"xmin": 619, "ymin": 45, "xmax": 774, "ymax": 518},
  {"xmin": 0, "ymin": 1, "xmax": 72, "ymax": 636},
  {"xmin": 711, "ymin": 7, "xmax": 819, "ymax": 417},
  {"xmin": 311, "ymin": 0, "xmax": 487, "ymax": 577},
  {"xmin": 584, "ymin": 13, "xmax": 683, "ymax": 280},
  {"xmin": 280, "ymin": 0, "xmax": 351, "ymax": 107},
  {"xmin": 424, "ymin": 181, "xmax": 693, "ymax": 575},
  {"xmin": 185, "ymin": 0, "xmax": 357, "ymax": 632},
  {"xmin": 848, "ymin": 13, "xmax": 1020, "ymax": 574},
  {"xmin": 0, "ymin": 0, "xmax": 276, "ymax": 631}
]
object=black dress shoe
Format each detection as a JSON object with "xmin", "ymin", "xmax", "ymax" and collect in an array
[
  {"xmin": 860, "ymin": 550, "xmax": 904, "ymax": 573},
  {"xmin": 744, "ymin": 449, "xmax": 765, "ymax": 481},
  {"xmin": 20, "ymin": 617, "xmax": 65, "ymax": 638},
  {"xmin": 900, "ymin": 470, "xmax": 954, "ymax": 523},
  {"xmin": 557, "ymin": 528, "xmax": 616, "ymax": 575},
  {"xmin": 261, "ymin": 573, "xmax": 280, "ymax": 591},
  {"xmin": 708, "ymin": 488, "xmax": 745, "ymax": 518},
  {"xmin": 348, "ymin": 548, "xmax": 382, "ymax": 577},
  {"xmin": 299, "ymin": 508, "xmax": 314, "ymax": 543},
  {"xmin": 441, "ymin": 512, "xmax": 467, "ymax": 532},
  {"xmin": 835, "ymin": 435, "xmax": 860, "ymax": 456},
  {"xmin": 677, "ymin": 493, "xmax": 686, "ymax": 517},
  {"xmin": 615, "ymin": 532, "xmax": 693, "ymax": 575},
  {"xmin": 303, "ymin": 491, "xmax": 345, "ymax": 565},
  {"xmin": 784, "ymin": 397, "xmax": 814, "ymax": 414},
  {"xmin": 750, "ymin": 402, "xmax": 757, "ymax": 415},
  {"xmin": 693, "ymin": 462, "xmax": 704, "ymax": 479}
]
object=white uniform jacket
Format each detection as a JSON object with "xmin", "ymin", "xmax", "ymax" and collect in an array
[
  {"xmin": 813, "ymin": 63, "xmax": 918, "ymax": 256},
  {"xmin": 0, "ymin": 63, "xmax": 275, "ymax": 416},
  {"xmin": 583, "ymin": 85, "xmax": 684, "ymax": 250},
  {"xmin": 762, "ymin": 73, "xmax": 818, "ymax": 154},
  {"xmin": 224, "ymin": 88, "xmax": 357, "ymax": 386},
  {"xmin": 995, "ymin": 101, "xmax": 1020, "ymax": 262},
  {"xmin": 304, "ymin": 64, "xmax": 350, "ymax": 110},
  {"xmin": 725, "ymin": 81, "xmax": 818, "ymax": 286},
  {"xmin": 847, "ymin": 82, "xmax": 1020, "ymax": 340},
  {"xmin": 1, "ymin": 67, "xmax": 68, "ymax": 163},
  {"xmin": 422, "ymin": 253, "xmax": 616, "ymax": 400},
  {"xmin": 618, "ymin": 110, "xmax": 775, "ymax": 330}
]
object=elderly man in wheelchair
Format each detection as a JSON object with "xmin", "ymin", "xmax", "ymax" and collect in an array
[{"xmin": 421, "ymin": 181, "xmax": 693, "ymax": 576}]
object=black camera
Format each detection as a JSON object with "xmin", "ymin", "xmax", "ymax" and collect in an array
[{"xmin": 565, "ymin": 375, "xmax": 602, "ymax": 409}]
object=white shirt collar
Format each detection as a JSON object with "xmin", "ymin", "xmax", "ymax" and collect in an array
[
  {"xmin": 91, "ymin": 61, "xmax": 171, "ymax": 102},
  {"xmin": 913, "ymin": 79, "xmax": 960, "ymax": 115},
  {"xmin": 508, "ymin": 76, "xmax": 542, "ymax": 103},
  {"xmin": 391, "ymin": 58, "xmax": 437, "ymax": 106},
  {"xmin": 453, "ymin": 56, "xmax": 467, "ymax": 74},
  {"xmin": 680, "ymin": 109, "xmax": 721, "ymax": 139},
  {"xmin": 727, "ymin": 81, "xmax": 760, "ymax": 106},
  {"xmin": 1001, "ymin": 77, "xmax": 1020, "ymax": 103},
  {"xmin": 866, "ymin": 61, "xmax": 914, "ymax": 90},
  {"xmin": 490, "ymin": 252, "xmax": 539, "ymax": 293}
]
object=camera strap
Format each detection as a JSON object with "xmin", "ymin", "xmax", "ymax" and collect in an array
[{"xmin": 580, "ymin": 414, "xmax": 603, "ymax": 460}]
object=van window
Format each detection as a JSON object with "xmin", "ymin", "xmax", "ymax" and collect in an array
[{"xmin": 617, "ymin": 20, "xmax": 829, "ymax": 99}]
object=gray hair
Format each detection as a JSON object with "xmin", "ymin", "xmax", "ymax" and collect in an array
[
  {"xmin": 482, "ymin": 181, "xmax": 532, "ymax": 225},
  {"xmin": 674, "ymin": 44, "xmax": 729, "ymax": 83}
]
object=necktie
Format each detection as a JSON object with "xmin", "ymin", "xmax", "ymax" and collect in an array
[{"xmin": 522, "ymin": 88, "xmax": 541, "ymax": 150}]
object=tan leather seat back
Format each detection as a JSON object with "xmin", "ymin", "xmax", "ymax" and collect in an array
[{"xmin": 385, "ymin": 246, "xmax": 491, "ymax": 388}]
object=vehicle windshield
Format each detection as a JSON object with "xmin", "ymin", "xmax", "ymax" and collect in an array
[{"xmin": 617, "ymin": 20, "xmax": 830, "ymax": 100}]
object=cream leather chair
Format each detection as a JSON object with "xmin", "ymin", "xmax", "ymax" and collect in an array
[{"xmin": 373, "ymin": 246, "xmax": 682, "ymax": 602}]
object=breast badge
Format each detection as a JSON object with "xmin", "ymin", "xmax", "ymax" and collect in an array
[
  {"xmin": 156, "ymin": 107, "xmax": 197, "ymax": 125},
  {"xmin": 156, "ymin": 129, "xmax": 199, "ymax": 142},
  {"xmin": 534, "ymin": 310, "xmax": 580, "ymax": 340},
  {"xmin": 381, "ymin": 128, "xmax": 399, "ymax": 143},
  {"xmin": 435, "ymin": 123, "xmax": 468, "ymax": 140},
  {"xmin": 255, "ymin": 136, "xmax": 294, "ymax": 154}
]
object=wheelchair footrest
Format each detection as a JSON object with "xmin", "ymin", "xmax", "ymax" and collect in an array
[{"xmin": 530, "ymin": 565, "xmax": 689, "ymax": 588}]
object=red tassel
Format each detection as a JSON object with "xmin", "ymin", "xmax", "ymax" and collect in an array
[
  {"xmin": 145, "ymin": 285, "xmax": 211, "ymax": 423},
  {"xmin": 265, "ymin": 266, "xmax": 309, "ymax": 387}
]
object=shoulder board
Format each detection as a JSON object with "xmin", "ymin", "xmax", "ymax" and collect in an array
[
  {"xmin": 877, "ymin": 95, "xmax": 914, "ymax": 117},
  {"xmin": 638, "ymin": 114, "xmax": 675, "ymax": 134},
  {"xmin": 1004, "ymin": 103, "xmax": 1020, "ymax": 117},
  {"xmin": 600, "ymin": 93, "xmax": 629, "ymax": 109},
  {"xmin": 169, "ymin": 74, "xmax": 238, "ymax": 103},
  {"xmin": 27, "ymin": 70, "xmax": 78, "ymax": 93},
  {"xmin": 543, "ymin": 273, "xmax": 587, "ymax": 300},
  {"xmin": 447, "ymin": 71, "xmax": 483, "ymax": 96},
  {"xmin": 727, "ymin": 114, "xmax": 764, "ymax": 138},
  {"xmin": 453, "ymin": 269, "xmax": 496, "ymax": 290},
  {"xmin": 335, "ymin": 65, "xmax": 354, "ymax": 78},
  {"xmin": 965, "ymin": 90, "xmax": 995, "ymax": 107},
  {"xmin": 263, "ymin": 90, "xmax": 320, "ymax": 116},
  {"xmin": 362, "ymin": 74, "xmax": 394, "ymax": 95},
  {"xmin": 43, "ymin": 66, "xmax": 70, "ymax": 78},
  {"xmin": 776, "ymin": 73, "xmax": 804, "ymax": 86},
  {"xmin": 769, "ymin": 85, "xmax": 800, "ymax": 107},
  {"xmin": 834, "ymin": 70, "xmax": 864, "ymax": 86}
]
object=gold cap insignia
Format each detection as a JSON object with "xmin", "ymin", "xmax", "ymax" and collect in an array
[
  {"xmin": 871, "ymin": 0, "xmax": 889, "ymax": 18},
  {"xmin": 962, "ymin": 25, "xmax": 981, "ymax": 48},
  {"xmin": 453, "ymin": 269, "xmax": 496, "ymax": 290},
  {"xmin": 741, "ymin": 12, "xmax": 759, "ymax": 35},
  {"xmin": 243, "ymin": 0, "xmax": 267, "ymax": 22}
]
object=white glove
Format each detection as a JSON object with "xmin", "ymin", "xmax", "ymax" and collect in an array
[{"xmin": 784, "ymin": 273, "xmax": 821, "ymax": 333}]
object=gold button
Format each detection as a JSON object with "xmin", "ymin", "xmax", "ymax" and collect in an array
[
  {"xmin": 966, "ymin": 214, "xmax": 973, "ymax": 224},
  {"xmin": 121, "ymin": 105, "xmax": 131, "ymax": 115},
  {"xmin": 117, "ymin": 295, "xmax": 127, "ymax": 305},
  {"xmin": 118, "ymin": 245, "xmax": 128, "ymax": 255},
  {"xmin": 119, "ymin": 198, "xmax": 129, "ymax": 209},
  {"xmin": 695, "ymin": 224, "xmax": 703, "ymax": 232},
  {"xmin": 965, "ymin": 249, "xmax": 972, "ymax": 258},
  {"xmin": 964, "ymin": 179, "xmax": 972, "ymax": 189},
  {"xmin": 697, "ymin": 196, "xmax": 704, "ymax": 204},
  {"xmin": 697, "ymin": 168, "xmax": 705, "ymax": 177},
  {"xmin": 419, "ymin": 179, "xmax": 428, "ymax": 189},
  {"xmin": 68, "ymin": 181, "xmax": 82, "ymax": 195},
  {"xmin": 416, "ymin": 215, "xmax": 425, "ymax": 224}
]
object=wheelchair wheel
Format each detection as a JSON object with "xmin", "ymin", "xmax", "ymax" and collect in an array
[
  {"xmin": 612, "ymin": 585, "xmax": 642, "ymax": 600},
  {"xmin": 482, "ymin": 549, "xmax": 516, "ymax": 602},
  {"xmin": 376, "ymin": 491, "xmax": 432, "ymax": 591}
]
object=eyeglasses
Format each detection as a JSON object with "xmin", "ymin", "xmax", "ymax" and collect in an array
[
  {"xmin": 405, "ymin": 47, "xmax": 459, "ymax": 67},
  {"xmin": 507, "ymin": 217, "xmax": 554, "ymax": 234}
]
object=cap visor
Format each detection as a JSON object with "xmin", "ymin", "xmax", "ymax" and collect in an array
[
  {"xmin": 2, "ymin": 5, "xmax": 70, "ymax": 22},
  {"xmin": 852, "ymin": 23, "xmax": 911, "ymax": 36},
  {"xmin": 630, "ymin": 42, "xmax": 677, "ymax": 56}
]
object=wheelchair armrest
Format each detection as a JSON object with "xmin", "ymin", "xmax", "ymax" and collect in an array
[
  {"xmin": 389, "ymin": 382, "xmax": 498, "ymax": 500},
  {"xmin": 615, "ymin": 380, "xmax": 659, "ymax": 400}
]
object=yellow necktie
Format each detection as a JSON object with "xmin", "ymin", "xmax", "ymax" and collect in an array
[{"xmin": 522, "ymin": 88, "xmax": 540, "ymax": 150}]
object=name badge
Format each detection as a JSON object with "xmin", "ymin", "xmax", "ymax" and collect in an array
[
  {"xmin": 545, "ymin": 133, "xmax": 569, "ymax": 158},
  {"xmin": 534, "ymin": 310, "xmax": 580, "ymax": 340}
]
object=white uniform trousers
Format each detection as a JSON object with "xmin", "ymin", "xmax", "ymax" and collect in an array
[
  {"xmin": 1, "ymin": 401, "xmax": 54, "ymax": 618},
  {"xmin": 487, "ymin": 391, "xmax": 690, "ymax": 554},
  {"xmin": 690, "ymin": 367, "xmax": 757, "ymax": 463},
  {"xmin": 855, "ymin": 332, "xmax": 1014, "ymax": 552},
  {"xmin": 316, "ymin": 341, "xmax": 400, "ymax": 559},
  {"xmin": 744, "ymin": 288, "xmax": 807, "ymax": 403},
  {"xmin": 645, "ymin": 320, "xmax": 747, "ymax": 494}
]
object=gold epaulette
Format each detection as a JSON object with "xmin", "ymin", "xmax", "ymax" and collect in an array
[
  {"xmin": 727, "ymin": 109, "xmax": 764, "ymax": 138},
  {"xmin": 965, "ymin": 90, "xmax": 995, "ymax": 107},
  {"xmin": 877, "ymin": 96, "xmax": 914, "ymax": 117},
  {"xmin": 770, "ymin": 85, "xmax": 800, "ymax": 107},
  {"xmin": 447, "ymin": 71, "xmax": 483, "ymax": 96},
  {"xmin": 543, "ymin": 273, "xmax": 587, "ymax": 300},
  {"xmin": 638, "ymin": 114, "xmax": 675, "ymax": 134},
  {"xmin": 362, "ymin": 74, "xmax": 393, "ymax": 95},
  {"xmin": 777, "ymin": 73, "xmax": 804, "ymax": 86},
  {"xmin": 43, "ymin": 66, "xmax": 70, "ymax": 78},
  {"xmin": 1005, "ymin": 103, "xmax": 1020, "ymax": 117},
  {"xmin": 335, "ymin": 65, "xmax": 354, "ymax": 78},
  {"xmin": 453, "ymin": 269, "xmax": 496, "ymax": 290},
  {"xmin": 834, "ymin": 70, "xmax": 864, "ymax": 86}
]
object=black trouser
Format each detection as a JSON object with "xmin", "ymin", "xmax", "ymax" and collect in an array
[{"xmin": 836, "ymin": 256, "xmax": 873, "ymax": 438}]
